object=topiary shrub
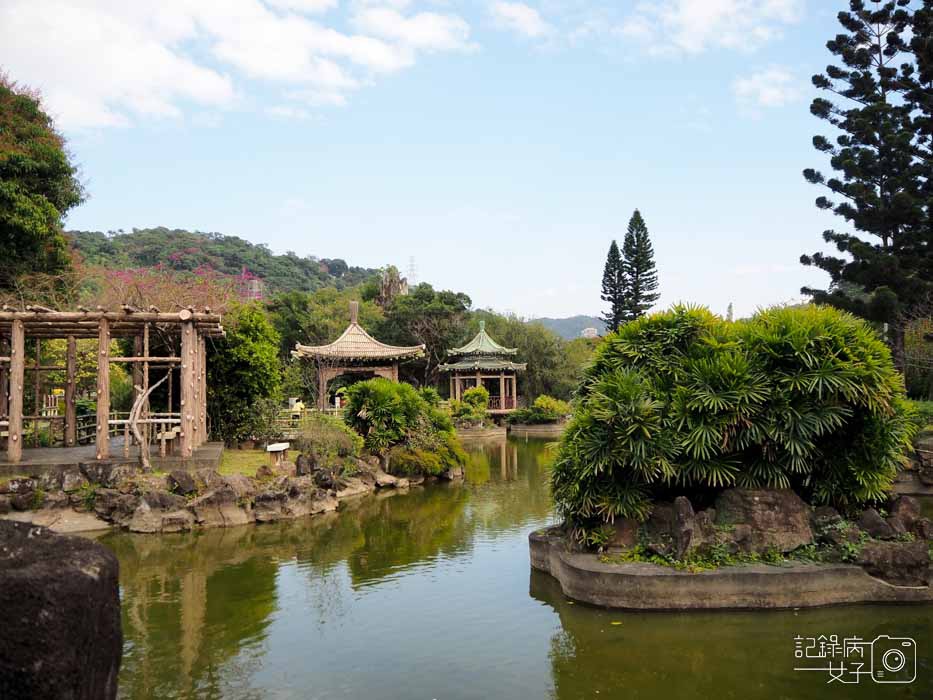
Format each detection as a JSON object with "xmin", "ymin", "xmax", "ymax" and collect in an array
[
  {"xmin": 551, "ymin": 304, "xmax": 917, "ymax": 542},
  {"xmin": 450, "ymin": 385, "xmax": 490, "ymax": 428},
  {"xmin": 294, "ymin": 412, "xmax": 363, "ymax": 463},
  {"xmin": 508, "ymin": 394, "xmax": 571, "ymax": 425}
]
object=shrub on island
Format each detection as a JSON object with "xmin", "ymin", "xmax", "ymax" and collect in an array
[
  {"xmin": 550, "ymin": 304, "xmax": 917, "ymax": 543},
  {"xmin": 507, "ymin": 395, "xmax": 571, "ymax": 425},
  {"xmin": 449, "ymin": 386, "xmax": 490, "ymax": 428},
  {"xmin": 343, "ymin": 378, "xmax": 467, "ymax": 476}
]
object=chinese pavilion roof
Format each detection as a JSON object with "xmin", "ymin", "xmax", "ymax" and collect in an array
[
  {"xmin": 447, "ymin": 320, "xmax": 517, "ymax": 357},
  {"xmin": 292, "ymin": 302, "xmax": 424, "ymax": 362},
  {"xmin": 438, "ymin": 358, "xmax": 527, "ymax": 372}
]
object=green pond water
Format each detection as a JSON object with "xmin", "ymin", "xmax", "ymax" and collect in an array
[{"xmin": 97, "ymin": 438, "xmax": 933, "ymax": 699}]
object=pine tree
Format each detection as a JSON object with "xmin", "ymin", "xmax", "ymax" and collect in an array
[
  {"xmin": 600, "ymin": 240, "xmax": 625, "ymax": 332},
  {"xmin": 621, "ymin": 209, "xmax": 659, "ymax": 321},
  {"xmin": 800, "ymin": 0, "xmax": 931, "ymax": 370}
]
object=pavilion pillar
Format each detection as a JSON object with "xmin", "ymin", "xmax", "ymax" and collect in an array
[
  {"xmin": 499, "ymin": 372, "xmax": 505, "ymax": 408},
  {"xmin": 317, "ymin": 368, "xmax": 327, "ymax": 411},
  {"xmin": 512, "ymin": 376, "xmax": 517, "ymax": 408},
  {"xmin": 132, "ymin": 335, "xmax": 143, "ymax": 447},
  {"xmin": 0, "ymin": 338, "xmax": 7, "ymax": 420},
  {"xmin": 192, "ymin": 329, "xmax": 201, "ymax": 448},
  {"xmin": 64, "ymin": 336, "xmax": 77, "ymax": 447},
  {"xmin": 449, "ymin": 374, "xmax": 454, "ymax": 400},
  {"xmin": 96, "ymin": 318, "xmax": 111, "ymax": 460},
  {"xmin": 7, "ymin": 320, "xmax": 25, "ymax": 463},
  {"xmin": 180, "ymin": 321, "xmax": 195, "ymax": 458}
]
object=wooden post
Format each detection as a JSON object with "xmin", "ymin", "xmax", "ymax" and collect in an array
[
  {"xmin": 33, "ymin": 339, "xmax": 41, "ymax": 448},
  {"xmin": 0, "ymin": 338, "xmax": 7, "ymax": 421},
  {"xmin": 449, "ymin": 374, "xmax": 454, "ymax": 400},
  {"xmin": 199, "ymin": 335, "xmax": 207, "ymax": 445},
  {"xmin": 7, "ymin": 321, "xmax": 25, "ymax": 463},
  {"xmin": 142, "ymin": 323, "xmax": 150, "ymax": 451},
  {"xmin": 191, "ymin": 328, "xmax": 200, "ymax": 448},
  {"xmin": 499, "ymin": 372, "xmax": 505, "ymax": 409},
  {"xmin": 317, "ymin": 367, "xmax": 327, "ymax": 411},
  {"xmin": 180, "ymin": 321, "xmax": 195, "ymax": 458},
  {"xmin": 64, "ymin": 336, "xmax": 77, "ymax": 447},
  {"xmin": 96, "ymin": 318, "xmax": 111, "ymax": 460}
]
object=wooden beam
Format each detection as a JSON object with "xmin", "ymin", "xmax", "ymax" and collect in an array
[
  {"xmin": 96, "ymin": 318, "xmax": 111, "ymax": 460},
  {"xmin": 110, "ymin": 356, "xmax": 181, "ymax": 363},
  {"xmin": 7, "ymin": 320, "xmax": 24, "ymax": 463},
  {"xmin": 65, "ymin": 336, "xmax": 77, "ymax": 447},
  {"xmin": 179, "ymin": 321, "xmax": 195, "ymax": 458},
  {"xmin": 0, "ymin": 310, "xmax": 220, "ymax": 323}
]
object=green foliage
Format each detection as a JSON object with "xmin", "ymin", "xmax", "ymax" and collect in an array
[
  {"xmin": 294, "ymin": 412, "xmax": 363, "ymax": 462},
  {"xmin": 907, "ymin": 399, "xmax": 933, "ymax": 431},
  {"xmin": 551, "ymin": 304, "xmax": 917, "ymax": 539},
  {"xmin": 508, "ymin": 395, "xmax": 572, "ymax": 425},
  {"xmin": 70, "ymin": 227, "xmax": 375, "ymax": 296},
  {"xmin": 800, "ymin": 2, "xmax": 931, "ymax": 369},
  {"xmin": 601, "ymin": 240, "xmax": 625, "ymax": 332},
  {"xmin": 207, "ymin": 303, "xmax": 283, "ymax": 443},
  {"xmin": 0, "ymin": 73, "xmax": 84, "ymax": 287},
  {"xmin": 343, "ymin": 377, "xmax": 466, "ymax": 476},
  {"xmin": 620, "ymin": 209, "xmax": 659, "ymax": 321},
  {"xmin": 462, "ymin": 386, "xmax": 489, "ymax": 412},
  {"xmin": 450, "ymin": 386, "xmax": 490, "ymax": 427},
  {"xmin": 77, "ymin": 483, "xmax": 98, "ymax": 510}
]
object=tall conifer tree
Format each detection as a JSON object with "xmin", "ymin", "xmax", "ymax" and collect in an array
[
  {"xmin": 800, "ymin": 0, "xmax": 931, "ymax": 369},
  {"xmin": 600, "ymin": 240, "xmax": 625, "ymax": 332},
  {"xmin": 621, "ymin": 209, "xmax": 659, "ymax": 320}
]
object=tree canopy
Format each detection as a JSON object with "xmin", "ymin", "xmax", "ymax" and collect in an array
[
  {"xmin": 0, "ymin": 73, "xmax": 83, "ymax": 288},
  {"xmin": 600, "ymin": 240, "xmax": 625, "ymax": 333},
  {"xmin": 621, "ymin": 209, "xmax": 660, "ymax": 321}
]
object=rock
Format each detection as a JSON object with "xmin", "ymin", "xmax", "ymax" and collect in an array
[
  {"xmin": 35, "ymin": 471, "xmax": 64, "ymax": 491},
  {"xmin": 886, "ymin": 515, "xmax": 908, "ymax": 537},
  {"xmin": 714, "ymin": 489, "xmax": 813, "ymax": 554},
  {"xmin": 373, "ymin": 470, "xmax": 398, "ymax": 488},
  {"xmin": 406, "ymin": 475, "xmax": 425, "ymax": 486},
  {"xmin": 605, "ymin": 517, "xmax": 639, "ymax": 552},
  {"xmin": 643, "ymin": 502, "xmax": 675, "ymax": 557},
  {"xmin": 0, "ymin": 520, "xmax": 121, "ymax": 699},
  {"xmin": 336, "ymin": 477, "xmax": 372, "ymax": 500},
  {"xmin": 160, "ymin": 510, "xmax": 195, "ymax": 533},
  {"xmin": 92, "ymin": 489, "xmax": 139, "ymax": 526},
  {"xmin": 672, "ymin": 496, "xmax": 697, "ymax": 559},
  {"xmin": 10, "ymin": 493, "xmax": 36, "ymax": 512},
  {"xmin": 195, "ymin": 468, "xmax": 225, "ymax": 489},
  {"xmin": 140, "ymin": 490, "xmax": 186, "ymax": 511},
  {"xmin": 889, "ymin": 496, "xmax": 921, "ymax": 528},
  {"xmin": 295, "ymin": 454, "xmax": 313, "ymax": 476},
  {"xmin": 255, "ymin": 464, "xmax": 276, "ymax": 481},
  {"xmin": 222, "ymin": 474, "xmax": 256, "ymax": 500},
  {"xmin": 127, "ymin": 502, "xmax": 163, "ymax": 534},
  {"xmin": 810, "ymin": 505, "xmax": 842, "ymax": 535},
  {"xmin": 356, "ymin": 470, "xmax": 376, "ymax": 486},
  {"xmin": 168, "ymin": 470, "xmax": 198, "ymax": 495},
  {"xmin": 914, "ymin": 518, "xmax": 933, "ymax": 540},
  {"xmin": 858, "ymin": 540, "xmax": 930, "ymax": 586},
  {"xmin": 80, "ymin": 462, "xmax": 134, "ymax": 489},
  {"xmin": 187, "ymin": 484, "xmax": 251, "ymax": 528},
  {"xmin": 62, "ymin": 470, "xmax": 89, "ymax": 493},
  {"xmin": 396, "ymin": 478, "xmax": 410, "ymax": 489},
  {"xmin": 440, "ymin": 466, "xmax": 464, "ymax": 480},
  {"xmin": 43, "ymin": 491, "xmax": 71, "ymax": 510},
  {"xmin": 5, "ymin": 478, "xmax": 36, "ymax": 494},
  {"xmin": 857, "ymin": 508, "xmax": 896, "ymax": 540},
  {"xmin": 0, "ymin": 496, "xmax": 9, "ymax": 514}
]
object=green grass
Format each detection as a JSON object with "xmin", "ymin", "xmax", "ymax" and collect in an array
[{"xmin": 218, "ymin": 449, "xmax": 299, "ymax": 477}]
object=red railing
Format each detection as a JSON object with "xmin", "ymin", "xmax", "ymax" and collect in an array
[{"xmin": 488, "ymin": 396, "xmax": 521, "ymax": 411}]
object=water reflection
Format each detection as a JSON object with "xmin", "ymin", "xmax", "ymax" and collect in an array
[{"xmin": 99, "ymin": 438, "xmax": 932, "ymax": 700}]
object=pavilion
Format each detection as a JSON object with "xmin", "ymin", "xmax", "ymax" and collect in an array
[
  {"xmin": 292, "ymin": 302, "xmax": 425, "ymax": 409},
  {"xmin": 0, "ymin": 307, "xmax": 224, "ymax": 467},
  {"xmin": 440, "ymin": 321, "xmax": 526, "ymax": 413}
]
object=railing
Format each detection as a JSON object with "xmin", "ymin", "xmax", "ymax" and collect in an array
[
  {"xmin": 273, "ymin": 408, "xmax": 344, "ymax": 438},
  {"xmin": 488, "ymin": 396, "xmax": 522, "ymax": 411}
]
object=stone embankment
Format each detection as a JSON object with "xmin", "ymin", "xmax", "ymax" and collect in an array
[
  {"xmin": 531, "ymin": 489, "xmax": 933, "ymax": 610},
  {"xmin": 0, "ymin": 456, "xmax": 462, "ymax": 534}
]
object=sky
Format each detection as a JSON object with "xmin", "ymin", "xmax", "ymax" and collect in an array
[{"xmin": 2, "ymin": 0, "xmax": 851, "ymax": 320}]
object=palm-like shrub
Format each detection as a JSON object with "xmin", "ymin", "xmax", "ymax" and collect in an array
[
  {"xmin": 507, "ymin": 394, "xmax": 572, "ymax": 425},
  {"xmin": 551, "ymin": 305, "xmax": 916, "ymax": 540}
]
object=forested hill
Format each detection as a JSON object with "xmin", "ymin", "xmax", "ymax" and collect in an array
[{"xmin": 68, "ymin": 227, "xmax": 377, "ymax": 294}]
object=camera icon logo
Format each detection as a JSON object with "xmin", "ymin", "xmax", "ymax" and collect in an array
[{"xmin": 871, "ymin": 636, "xmax": 916, "ymax": 684}]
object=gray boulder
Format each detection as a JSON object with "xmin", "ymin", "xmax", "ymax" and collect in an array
[
  {"xmin": 714, "ymin": 489, "xmax": 813, "ymax": 553},
  {"xmin": 0, "ymin": 521, "xmax": 121, "ymax": 700},
  {"xmin": 858, "ymin": 540, "xmax": 930, "ymax": 586},
  {"xmin": 857, "ymin": 508, "xmax": 896, "ymax": 540}
]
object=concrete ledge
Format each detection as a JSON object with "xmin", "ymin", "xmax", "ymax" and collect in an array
[
  {"xmin": 509, "ymin": 423, "xmax": 565, "ymax": 439},
  {"xmin": 455, "ymin": 426, "xmax": 507, "ymax": 440},
  {"xmin": 894, "ymin": 472, "xmax": 933, "ymax": 496},
  {"xmin": 529, "ymin": 527, "xmax": 933, "ymax": 610}
]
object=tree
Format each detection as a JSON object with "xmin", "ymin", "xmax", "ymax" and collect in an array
[
  {"xmin": 207, "ymin": 303, "xmax": 282, "ymax": 443},
  {"xmin": 800, "ymin": 0, "xmax": 931, "ymax": 370},
  {"xmin": 0, "ymin": 72, "xmax": 84, "ymax": 288},
  {"xmin": 620, "ymin": 209, "xmax": 659, "ymax": 321},
  {"xmin": 600, "ymin": 240, "xmax": 625, "ymax": 332}
]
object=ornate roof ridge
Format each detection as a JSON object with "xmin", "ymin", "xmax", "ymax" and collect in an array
[
  {"xmin": 292, "ymin": 302, "xmax": 425, "ymax": 361},
  {"xmin": 448, "ymin": 320, "xmax": 517, "ymax": 357}
]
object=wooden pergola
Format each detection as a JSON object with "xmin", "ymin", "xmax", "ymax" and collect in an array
[
  {"xmin": 0, "ymin": 307, "xmax": 224, "ymax": 464},
  {"xmin": 292, "ymin": 302, "xmax": 424, "ymax": 409},
  {"xmin": 440, "ymin": 321, "xmax": 526, "ymax": 413}
]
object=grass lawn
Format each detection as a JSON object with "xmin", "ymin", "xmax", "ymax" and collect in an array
[{"xmin": 219, "ymin": 448, "xmax": 300, "ymax": 477}]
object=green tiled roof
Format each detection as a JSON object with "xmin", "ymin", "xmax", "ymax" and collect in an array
[
  {"xmin": 448, "ymin": 321, "xmax": 517, "ymax": 356},
  {"xmin": 439, "ymin": 358, "xmax": 527, "ymax": 372}
]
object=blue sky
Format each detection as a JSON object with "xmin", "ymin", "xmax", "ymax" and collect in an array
[{"xmin": 2, "ymin": 1, "xmax": 850, "ymax": 319}]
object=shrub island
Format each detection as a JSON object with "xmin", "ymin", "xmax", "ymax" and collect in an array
[
  {"xmin": 508, "ymin": 395, "xmax": 571, "ymax": 438},
  {"xmin": 532, "ymin": 305, "xmax": 933, "ymax": 609}
]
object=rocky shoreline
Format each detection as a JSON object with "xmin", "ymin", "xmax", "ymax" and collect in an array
[
  {"xmin": 531, "ymin": 489, "xmax": 933, "ymax": 610},
  {"xmin": 0, "ymin": 456, "xmax": 464, "ymax": 535}
]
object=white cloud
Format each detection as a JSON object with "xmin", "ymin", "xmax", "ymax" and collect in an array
[
  {"xmin": 732, "ymin": 66, "xmax": 803, "ymax": 111},
  {"xmin": 490, "ymin": 2, "xmax": 553, "ymax": 39},
  {"xmin": 621, "ymin": 0, "xmax": 803, "ymax": 54},
  {"xmin": 0, "ymin": 0, "xmax": 470, "ymax": 129},
  {"xmin": 352, "ymin": 8, "xmax": 474, "ymax": 52}
]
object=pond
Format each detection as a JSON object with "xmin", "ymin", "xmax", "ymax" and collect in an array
[{"xmin": 98, "ymin": 438, "xmax": 932, "ymax": 699}]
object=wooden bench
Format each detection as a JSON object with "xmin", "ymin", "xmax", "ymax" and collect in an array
[
  {"xmin": 267, "ymin": 441, "xmax": 290, "ymax": 467},
  {"xmin": 157, "ymin": 426, "xmax": 181, "ymax": 457}
]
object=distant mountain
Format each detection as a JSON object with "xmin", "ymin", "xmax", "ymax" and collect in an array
[
  {"xmin": 535, "ymin": 315, "xmax": 605, "ymax": 340},
  {"xmin": 69, "ymin": 227, "xmax": 378, "ymax": 295}
]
